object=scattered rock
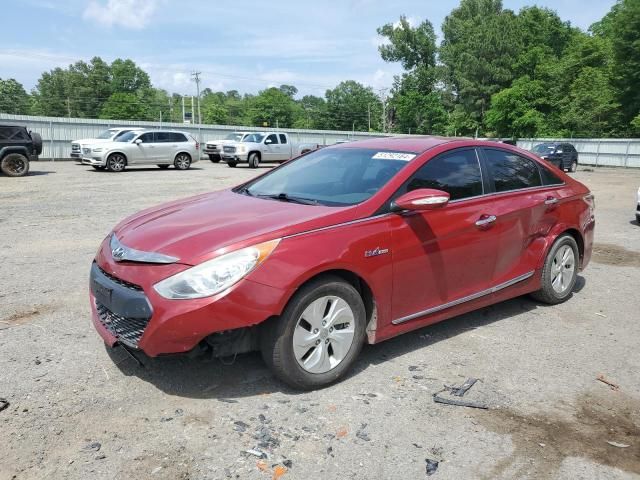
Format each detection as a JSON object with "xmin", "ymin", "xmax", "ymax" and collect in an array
[
  {"xmin": 245, "ymin": 448, "xmax": 267, "ymax": 459},
  {"xmin": 233, "ymin": 421, "xmax": 249, "ymax": 433},
  {"xmin": 409, "ymin": 366, "xmax": 420, "ymax": 371},
  {"xmin": 82, "ymin": 442, "xmax": 101, "ymax": 452},
  {"xmin": 0, "ymin": 398, "xmax": 9, "ymax": 413},
  {"xmin": 95, "ymin": 454, "xmax": 106, "ymax": 460},
  {"xmin": 282, "ymin": 459, "xmax": 293, "ymax": 468},
  {"xmin": 174, "ymin": 408, "xmax": 184, "ymax": 416},
  {"xmin": 425, "ymin": 459, "xmax": 439, "ymax": 476},
  {"xmin": 160, "ymin": 416, "xmax": 173, "ymax": 422},
  {"xmin": 607, "ymin": 440, "xmax": 630, "ymax": 448}
]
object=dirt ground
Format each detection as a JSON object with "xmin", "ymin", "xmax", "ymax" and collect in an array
[{"xmin": 1, "ymin": 161, "xmax": 639, "ymax": 480}]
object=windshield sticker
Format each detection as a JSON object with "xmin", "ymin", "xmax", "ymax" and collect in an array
[{"xmin": 372, "ymin": 152, "xmax": 416, "ymax": 161}]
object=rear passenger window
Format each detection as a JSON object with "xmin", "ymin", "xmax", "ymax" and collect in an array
[
  {"xmin": 156, "ymin": 132, "xmax": 171, "ymax": 142},
  {"xmin": 279, "ymin": 134, "xmax": 287, "ymax": 144},
  {"xmin": 539, "ymin": 165, "xmax": 564, "ymax": 186},
  {"xmin": 483, "ymin": 149, "xmax": 541, "ymax": 192},
  {"xmin": 405, "ymin": 149, "xmax": 483, "ymax": 201},
  {"xmin": 171, "ymin": 133, "xmax": 187, "ymax": 142}
]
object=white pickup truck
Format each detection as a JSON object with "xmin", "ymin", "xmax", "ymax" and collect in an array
[
  {"xmin": 203, "ymin": 131, "xmax": 253, "ymax": 163},
  {"xmin": 220, "ymin": 132, "xmax": 320, "ymax": 168}
]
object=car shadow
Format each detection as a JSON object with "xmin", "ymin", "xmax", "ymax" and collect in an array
[
  {"xmin": 87, "ymin": 167, "xmax": 204, "ymax": 173},
  {"xmin": 107, "ymin": 276, "xmax": 587, "ymax": 399},
  {"xmin": 20, "ymin": 170, "xmax": 55, "ymax": 177}
]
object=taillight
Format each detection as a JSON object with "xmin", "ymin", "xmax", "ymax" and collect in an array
[{"xmin": 195, "ymin": 142, "xmax": 200, "ymax": 150}]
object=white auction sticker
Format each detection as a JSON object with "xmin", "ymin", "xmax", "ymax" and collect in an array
[{"xmin": 372, "ymin": 152, "xmax": 416, "ymax": 161}]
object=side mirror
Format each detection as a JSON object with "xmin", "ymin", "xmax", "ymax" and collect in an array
[
  {"xmin": 391, "ymin": 188, "xmax": 450, "ymax": 212},
  {"xmin": 134, "ymin": 139, "xmax": 142, "ymax": 145},
  {"xmin": 265, "ymin": 139, "xmax": 273, "ymax": 145},
  {"xmin": 555, "ymin": 149, "xmax": 563, "ymax": 154}
]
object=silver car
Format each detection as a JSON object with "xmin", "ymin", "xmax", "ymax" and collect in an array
[{"xmin": 81, "ymin": 130, "xmax": 199, "ymax": 172}]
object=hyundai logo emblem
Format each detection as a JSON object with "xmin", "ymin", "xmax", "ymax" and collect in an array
[{"xmin": 112, "ymin": 247, "xmax": 126, "ymax": 260}]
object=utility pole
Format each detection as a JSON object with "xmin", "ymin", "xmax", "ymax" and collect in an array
[
  {"xmin": 191, "ymin": 71, "xmax": 202, "ymax": 124},
  {"xmin": 378, "ymin": 88, "xmax": 388, "ymax": 133},
  {"xmin": 368, "ymin": 104, "xmax": 371, "ymax": 132},
  {"xmin": 181, "ymin": 96, "xmax": 185, "ymax": 123},
  {"xmin": 66, "ymin": 97, "xmax": 71, "ymax": 118}
]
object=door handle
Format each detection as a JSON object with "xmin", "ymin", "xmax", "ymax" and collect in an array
[
  {"xmin": 544, "ymin": 196, "xmax": 558, "ymax": 205},
  {"xmin": 475, "ymin": 215, "xmax": 497, "ymax": 227}
]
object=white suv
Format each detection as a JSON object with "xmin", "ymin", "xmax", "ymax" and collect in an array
[
  {"xmin": 81, "ymin": 130, "xmax": 199, "ymax": 172},
  {"xmin": 71, "ymin": 128, "xmax": 144, "ymax": 162}
]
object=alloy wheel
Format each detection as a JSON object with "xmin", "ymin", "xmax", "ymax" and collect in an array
[
  {"xmin": 551, "ymin": 245, "xmax": 575, "ymax": 294},
  {"xmin": 108, "ymin": 154, "xmax": 125, "ymax": 172},
  {"xmin": 5, "ymin": 156, "xmax": 27, "ymax": 175},
  {"xmin": 293, "ymin": 295, "xmax": 355, "ymax": 374},
  {"xmin": 175, "ymin": 154, "xmax": 191, "ymax": 170}
]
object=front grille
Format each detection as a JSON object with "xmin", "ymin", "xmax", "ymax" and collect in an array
[
  {"xmin": 71, "ymin": 143, "xmax": 80, "ymax": 152},
  {"xmin": 96, "ymin": 301, "xmax": 150, "ymax": 348},
  {"xmin": 207, "ymin": 144, "xmax": 217, "ymax": 149},
  {"xmin": 83, "ymin": 147, "xmax": 91, "ymax": 154},
  {"xmin": 97, "ymin": 265, "xmax": 142, "ymax": 291},
  {"xmin": 223, "ymin": 146, "xmax": 236, "ymax": 153}
]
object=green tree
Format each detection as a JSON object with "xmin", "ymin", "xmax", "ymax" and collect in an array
[
  {"xmin": 0, "ymin": 78, "xmax": 31, "ymax": 114},
  {"xmin": 246, "ymin": 87, "xmax": 297, "ymax": 127},
  {"xmin": 99, "ymin": 92, "xmax": 149, "ymax": 120},
  {"xmin": 324, "ymin": 81, "xmax": 381, "ymax": 131},
  {"xmin": 440, "ymin": 0, "xmax": 520, "ymax": 134},
  {"xmin": 485, "ymin": 76, "xmax": 547, "ymax": 137},
  {"xmin": 295, "ymin": 95, "xmax": 327, "ymax": 129}
]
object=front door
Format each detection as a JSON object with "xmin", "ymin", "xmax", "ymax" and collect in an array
[
  {"xmin": 390, "ymin": 148, "xmax": 499, "ymax": 324},
  {"xmin": 263, "ymin": 134, "xmax": 280, "ymax": 161},
  {"xmin": 133, "ymin": 132, "xmax": 158, "ymax": 164}
]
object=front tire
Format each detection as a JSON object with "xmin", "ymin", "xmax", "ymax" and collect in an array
[
  {"xmin": 106, "ymin": 153, "xmax": 126, "ymax": 172},
  {"xmin": 261, "ymin": 276, "xmax": 366, "ymax": 390},
  {"xmin": 209, "ymin": 154, "xmax": 220, "ymax": 163},
  {"xmin": 248, "ymin": 152, "xmax": 260, "ymax": 169},
  {"xmin": 0, "ymin": 153, "xmax": 29, "ymax": 177},
  {"xmin": 569, "ymin": 160, "xmax": 578, "ymax": 173},
  {"xmin": 174, "ymin": 153, "xmax": 191, "ymax": 170},
  {"xmin": 530, "ymin": 234, "xmax": 579, "ymax": 305}
]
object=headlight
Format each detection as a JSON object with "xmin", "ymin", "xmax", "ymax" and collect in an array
[
  {"xmin": 153, "ymin": 239, "xmax": 280, "ymax": 299},
  {"xmin": 92, "ymin": 147, "xmax": 103, "ymax": 152},
  {"xmin": 237, "ymin": 145, "xmax": 246, "ymax": 153}
]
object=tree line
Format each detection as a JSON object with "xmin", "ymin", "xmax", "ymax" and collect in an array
[{"xmin": 1, "ymin": 0, "xmax": 638, "ymax": 138}]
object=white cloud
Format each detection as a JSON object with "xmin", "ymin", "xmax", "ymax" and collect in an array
[{"xmin": 83, "ymin": 0, "xmax": 159, "ymax": 29}]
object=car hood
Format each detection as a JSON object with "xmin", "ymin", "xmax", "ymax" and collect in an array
[
  {"xmin": 73, "ymin": 138, "xmax": 115, "ymax": 145},
  {"xmin": 112, "ymin": 189, "xmax": 352, "ymax": 265}
]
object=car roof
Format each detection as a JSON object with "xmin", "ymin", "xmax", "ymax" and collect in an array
[{"xmin": 334, "ymin": 136, "xmax": 526, "ymax": 155}]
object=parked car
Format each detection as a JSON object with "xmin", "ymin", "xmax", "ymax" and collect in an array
[
  {"xmin": 203, "ymin": 131, "xmax": 253, "ymax": 163},
  {"xmin": 71, "ymin": 127, "xmax": 144, "ymax": 162},
  {"xmin": 0, "ymin": 125, "xmax": 42, "ymax": 177},
  {"xmin": 89, "ymin": 138, "xmax": 595, "ymax": 389},
  {"xmin": 221, "ymin": 132, "xmax": 320, "ymax": 168},
  {"xmin": 636, "ymin": 187, "xmax": 640, "ymax": 223},
  {"xmin": 531, "ymin": 142, "xmax": 579, "ymax": 172},
  {"xmin": 81, "ymin": 130, "xmax": 199, "ymax": 172}
]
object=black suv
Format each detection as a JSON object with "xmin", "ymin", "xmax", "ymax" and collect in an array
[
  {"xmin": 531, "ymin": 142, "xmax": 578, "ymax": 172},
  {"xmin": 0, "ymin": 125, "xmax": 43, "ymax": 177}
]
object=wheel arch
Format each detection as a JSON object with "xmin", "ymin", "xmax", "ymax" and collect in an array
[
  {"xmin": 539, "ymin": 226, "xmax": 585, "ymax": 269},
  {"xmin": 281, "ymin": 268, "xmax": 377, "ymax": 344},
  {"xmin": 175, "ymin": 150, "xmax": 192, "ymax": 160},
  {"xmin": 248, "ymin": 150, "xmax": 261, "ymax": 160}
]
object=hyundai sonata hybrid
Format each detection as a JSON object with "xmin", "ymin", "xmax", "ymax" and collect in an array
[{"xmin": 90, "ymin": 137, "xmax": 595, "ymax": 389}]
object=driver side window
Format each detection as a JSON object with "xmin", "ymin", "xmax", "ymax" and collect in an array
[
  {"xmin": 404, "ymin": 149, "xmax": 483, "ymax": 201},
  {"xmin": 138, "ymin": 132, "xmax": 154, "ymax": 143}
]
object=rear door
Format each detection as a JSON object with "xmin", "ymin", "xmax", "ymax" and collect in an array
[
  {"xmin": 479, "ymin": 148, "xmax": 563, "ymax": 284},
  {"xmin": 155, "ymin": 131, "xmax": 176, "ymax": 162},
  {"xmin": 390, "ymin": 148, "xmax": 500, "ymax": 324},
  {"xmin": 278, "ymin": 134, "xmax": 292, "ymax": 160}
]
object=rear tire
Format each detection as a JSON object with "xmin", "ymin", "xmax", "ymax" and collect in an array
[
  {"xmin": 174, "ymin": 153, "xmax": 191, "ymax": 170},
  {"xmin": 530, "ymin": 234, "xmax": 579, "ymax": 305},
  {"xmin": 1, "ymin": 153, "xmax": 29, "ymax": 177},
  {"xmin": 248, "ymin": 152, "xmax": 260, "ymax": 169},
  {"xmin": 106, "ymin": 153, "xmax": 126, "ymax": 172},
  {"xmin": 261, "ymin": 275, "xmax": 366, "ymax": 390},
  {"xmin": 157, "ymin": 164, "xmax": 170, "ymax": 169}
]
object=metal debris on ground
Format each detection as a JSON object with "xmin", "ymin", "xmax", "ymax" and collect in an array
[
  {"xmin": 244, "ymin": 448, "xmax": 268, "ymax": 459},
  {"xmin": 425, "ymin": 459, "xmax": 439, "ymax": 476},
  {"xmin": 432, "ymin": 377, "xmax": 488, "ymax": 409},
  {"xmin": 607, "ymin": 441, "xmax": 630, "ymax": 448},
  {"xmin": 0, "ymin": 398, "xmax": 9, "ymax": 413},
  {"xmin": 596, "ymin": 374, "xmax": 619, "ymax": 391}
]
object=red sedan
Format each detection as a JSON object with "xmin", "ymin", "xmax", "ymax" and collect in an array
[{"xmin": 90, "ymin": 137, "xmax": 595, "ymax": 389}]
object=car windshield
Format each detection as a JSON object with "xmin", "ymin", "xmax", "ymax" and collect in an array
[
  {"xmin": 225, "ymin": 133, "xmax": 246, "ymax": 141},
  {"xmin": 532, "ymin": 144, "xmax": 557, "ymax": 154},
  {"xmin": 240, "ymin": 148, "xmax": 412, "ymax": 207},
  {"xmin": 97, "ymin": 129, "xmax": 118, "ymax": 139},
  {"xmin": 243, "ymin": 133, "xmax": 265, "ymax": 143},
  {"xmin": 115, "ymin": 131, "xmax": 138, "ymax": 142}
]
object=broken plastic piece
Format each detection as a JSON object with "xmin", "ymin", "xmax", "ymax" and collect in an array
[
  {"xmin": 433, "ymin": 392, "xmax": 488, "ymax": 409},
  {"xmin": 425, "ymin": 458, "xmax": 439, "ymax": 476},
  {"xmin": 450, "ymin": 378, "xmax": 478, "ymax": 397},
  {"xmin": 245, "ymin": 449, "xmax": 267, "ymax": 459}
]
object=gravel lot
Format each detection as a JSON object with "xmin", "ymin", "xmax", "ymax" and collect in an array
[{"xmin": 1, "ymin": 161, "xmax": 639, "ymax": 480}]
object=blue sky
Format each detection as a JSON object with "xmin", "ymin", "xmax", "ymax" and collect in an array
[{"xmin": 0, "ymin": 0, "xmax": 616, "ymax": 98}]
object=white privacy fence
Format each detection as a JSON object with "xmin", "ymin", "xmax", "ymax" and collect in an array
[
  {"xmin": 2, "ymin": 114, "xmax": 640, "ymax": 168},
  {"xmin": 517, "ymin": 138, "xmax": 640, "ymax": 168},
  {"xmin": 0, "ymin": 113, "xmax": 393, "ymax": 160}
]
